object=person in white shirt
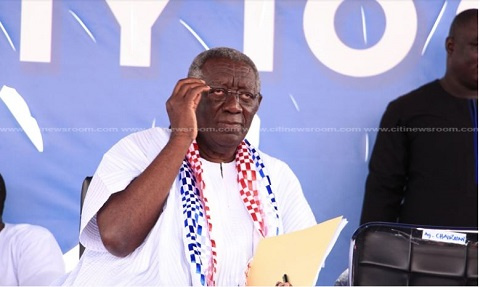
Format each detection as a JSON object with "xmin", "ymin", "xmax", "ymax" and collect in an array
[
  {"xmin": 0, "ymin": 173, "xmax": 65, "ymax": 286},
  {"xmin": 59, "ymin": 47, "xmax": 316, "ymax": 286}
]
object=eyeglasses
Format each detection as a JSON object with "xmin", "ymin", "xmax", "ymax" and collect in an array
[{"xmin": 206, "ymin": 87, "xmax": 260, "ymax": 106}]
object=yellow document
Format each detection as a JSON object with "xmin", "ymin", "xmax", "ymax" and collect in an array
[{"xmin": 246, "ymin": 216, "xmax": 347, "ymax": 286}]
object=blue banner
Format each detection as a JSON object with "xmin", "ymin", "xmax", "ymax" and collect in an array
[{"xmin": 0, "ymin": 0, "xmax": 476, "ymax": 285}]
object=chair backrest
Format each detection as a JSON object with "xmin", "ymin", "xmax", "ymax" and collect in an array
[
  {"xmin": 79, "ymin": 176, "xmax": 92, "ymax": 258},
  {"xmin": 349, "ymin": 222, "xmax": 478, "ymax": 286}
]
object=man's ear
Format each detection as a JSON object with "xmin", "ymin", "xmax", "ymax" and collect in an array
[
  {"xmin": 445, "ymin": 36, "xmax": 455, "ymax": 55},
  {"xmin": 257, "ymin": 94, "xmax": 263, "ymax": 106}
]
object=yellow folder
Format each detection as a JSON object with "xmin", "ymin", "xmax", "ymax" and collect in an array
[{"xmin": 246, "ymin": 216, "xmax": 347, "ymax": 286}]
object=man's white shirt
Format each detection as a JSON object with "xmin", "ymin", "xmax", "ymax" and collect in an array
[{"xmin": 60, "ymin": 127, "xmax": 316, "ymax": 286}]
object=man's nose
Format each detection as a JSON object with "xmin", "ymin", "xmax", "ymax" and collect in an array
[{"xmin": 222, "ymin": 92, "xmax": 242, "ymax": 112}]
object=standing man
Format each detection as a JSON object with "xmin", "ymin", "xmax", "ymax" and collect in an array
[
  {"xmin": 361, "ymin": 9, "xmax": 478, "ymax": 227},
  {"xmin": 60, "ymin": 47, "xmax": 316, "ymax": 286}
]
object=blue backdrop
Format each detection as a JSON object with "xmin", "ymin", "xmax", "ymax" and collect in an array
[{"xmin": 0, "ymin": 0, "xmax": 477, "ymax": 285}]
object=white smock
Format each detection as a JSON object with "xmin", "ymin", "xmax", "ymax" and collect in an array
[
  {"xmin": 60, "ymin": 127, "xmax": 316, "ymax": 286},
  {"xmin": 0, "ymin": 223, "xmax": 65, "ymax": 286}
]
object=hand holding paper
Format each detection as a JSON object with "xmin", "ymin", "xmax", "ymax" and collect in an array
[{"xmin": 246, "ymin": 216, "xmax": 348, "ymax": 286}]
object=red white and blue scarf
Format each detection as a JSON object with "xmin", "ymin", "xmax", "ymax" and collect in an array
[{"xmin": 178, "ymin": 139, "xmax": 280, "ymax": 286}]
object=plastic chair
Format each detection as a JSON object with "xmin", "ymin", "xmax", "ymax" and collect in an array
[{"xmin": 349, "ymin": 222, "xmax": 478, "ymax": 286}]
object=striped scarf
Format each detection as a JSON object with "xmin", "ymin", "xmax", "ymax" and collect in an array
[{"xmin": 178, "ymin": 139, "xmax": 280, "ymax": 286}]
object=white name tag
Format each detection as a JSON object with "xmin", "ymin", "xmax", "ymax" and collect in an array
[{"xmin": 421, "ymin": 229, "xmax": 467, "ymax": 245}]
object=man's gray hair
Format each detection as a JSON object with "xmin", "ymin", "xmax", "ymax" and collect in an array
[{"xmin": 188, "ymin": 47, "xmax": 261, "ymax": 93}]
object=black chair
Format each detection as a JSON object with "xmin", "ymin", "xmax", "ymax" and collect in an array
[
  {"xmin": 349, "ymin": 222, "xmax": 478, "ymax": 286},
  {"xmin": 79, "ymin": 176, "xmax": 92, "ymax": 258}
]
